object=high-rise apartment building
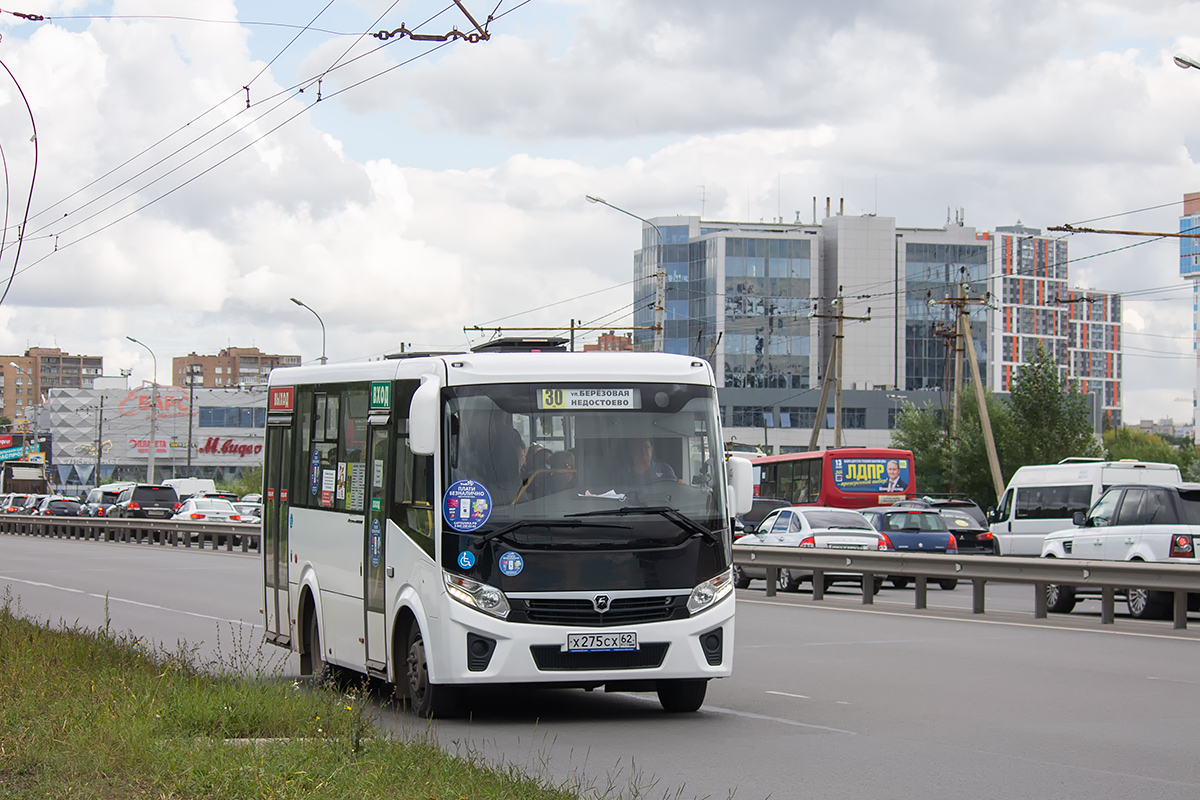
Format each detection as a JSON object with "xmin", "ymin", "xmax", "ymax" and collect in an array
[
  {"xmin": 172, "ymin": 347, "xmax": 300, "ymax": 389},
  {"xmin": 1181, "ymin": 192, "xmax": 1200, "ymax": 432},
  {"xmin": 0, "ymin": 347, "xmax": 103, "ymax": 422},
  {"xmin": 989, "ymin": 224, "xmax": 1121, "ymax": 426}
]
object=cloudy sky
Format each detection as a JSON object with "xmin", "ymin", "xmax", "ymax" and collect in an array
[{"xmin": 0, "ymin": 0, "xmax": 1198, "ymax": 422}]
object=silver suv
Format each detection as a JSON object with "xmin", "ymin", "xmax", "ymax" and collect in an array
[{"xmin": 1041, "ymin": 482, "xmax": 1200, "ymax": 619}]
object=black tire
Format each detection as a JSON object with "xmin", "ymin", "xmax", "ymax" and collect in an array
[
  {"xmin": 732, "ymin": 565, "xmax": 751, "ymax": 589},
  {"xmin": 406, "ymin": 624, "xmax": 459, "ymax": 718},
  {"xmin": 890, "ymin": 576, "xmax": 910, "ymax": 590},
  {"xmin": 1046, "ymin": 583, "xmax": 1076, "ymax": 613},
  {"xmin": 777, "ymin": 568, "xmax": 801, "ymax": 593},
  {"xmin": 938, "ymin": 579, "xmax": 958, "ymax": 591},
  {"xmin": 869, "ymin": 576, "xmax": 884, "ymax": 595},
  {"xmin": 1188, "ymin": 593, "xmax": 1200, "ymax": 613},
  {"xmin": 307, "ymin": 611, "xmax": 327, "ymax": 681},
  {"xmin": 822, "ymin": 575, "xmax": 836, "ymax": 592},
  {"xmin": 657, "ymin": 678, "xmax": 708, "ymax": 712},
  {"xmin": 1127, "ymin": 588, "xmax": 1171, "ymax": 620}
]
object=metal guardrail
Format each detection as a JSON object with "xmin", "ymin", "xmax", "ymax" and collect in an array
[
  {"xmin": 0, "ymin": 513, "xmax": 260, "ymax": 553},
  {"xmin": 733, "ymin": 544, "xmax": 1200, "ymax": 630}
]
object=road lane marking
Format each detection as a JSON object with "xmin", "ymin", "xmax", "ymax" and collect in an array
[
  {"xmin": 0, "ymin": 573, "xmax": 258, "ymax": 629},
  {"xmin": 765, "ymin": 691, "xmax": 809, "ymax": 699},
  {"xmin": 737, "ymin": 596, "xmax": 1200, "ymax": 641}
]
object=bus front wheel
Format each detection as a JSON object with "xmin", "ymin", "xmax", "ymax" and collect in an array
[
  {"xmin": 657, "ymin": 678, "xmax": 708, "ymax": 712},
  {"xmin": 405, "ymin": 625, "xmax": 459, "ymax": 718}
]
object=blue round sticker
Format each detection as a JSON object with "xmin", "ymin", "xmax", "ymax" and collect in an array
[
  {"xmin": 457, "ymin": 550, "xmax": 476, "ymax": 569},
  {"xmin": 498, "ymin": 551, "xmax": 524, "ymax": 577},
  {"xmin": 369, "ymin": 519, "xmax": 382, "ymax": 568},
  {"xmin": 442, "ymin": 480, "xmax": 493, "ymax": 533}
]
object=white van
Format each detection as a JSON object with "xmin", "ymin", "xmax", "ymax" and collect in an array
[
  {"xmin": 161, "ymin": 477, "xmax": 217, "ymax": 501},
  {"xmin": 990, "ymin": 459, "xmax": 1183, "ymax": 556}
]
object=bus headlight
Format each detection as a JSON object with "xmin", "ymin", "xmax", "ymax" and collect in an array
[
  {"xmin": 687, "ymin": 569, "xmax": 734, "ymax": 615},
  {"xmin": 444, "ymin": 572, "xmax": 511, "ymax": 619}
]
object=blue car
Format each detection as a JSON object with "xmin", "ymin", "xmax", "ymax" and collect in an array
[{"xmin": 859, "ymin": 507, "xmax": 959, "ymax": 590}]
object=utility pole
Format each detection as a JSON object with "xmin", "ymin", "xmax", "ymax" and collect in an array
[
  {"xmin": 95, "ymin": 396, "xmax": 103, "ymax": 482},
  {"xmin": 808, "ymin": 290, "xmax": 871, "ymax": 449},
  {"xmin": 930, "ymin": 284, "xmax": 1004, "ymax": 499}
]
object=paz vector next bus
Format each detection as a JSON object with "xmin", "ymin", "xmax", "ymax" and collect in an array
[{"xmin": 261, "ymin": 340, "xmax": 754, "ymax": 717}]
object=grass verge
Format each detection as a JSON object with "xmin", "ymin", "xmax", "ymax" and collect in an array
[{"xmin": 0, "ymin": 590, "xmax": 585, "ymax": 800}]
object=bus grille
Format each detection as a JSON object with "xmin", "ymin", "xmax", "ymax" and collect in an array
[
  {"xmin": 530, "ymin": 643, "xmax": 669, "ymax": 671},
  {"xmin": 515, "ymin": 596, "xmax": 685, "ymax": 626}
]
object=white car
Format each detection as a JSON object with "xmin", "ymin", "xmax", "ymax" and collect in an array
[
  {"xmin": 232, "ymin": 501, "xmax": 262, "ymax": 524},
  {"xmin": 1040, "ymin": 482, "xmax": 1200, "ymax": 618},
  {"xmin": 733, "ymin": 506, "xmax": 893, "ymax": 594},
  {"xmin": 172, "ymin": 497, "xmax": 244, "ymax": 523}
]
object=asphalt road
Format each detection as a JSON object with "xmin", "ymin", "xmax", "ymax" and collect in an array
[{"xmin": 4, "ymin": 534, "xmax": 1200, "ymax": 799}]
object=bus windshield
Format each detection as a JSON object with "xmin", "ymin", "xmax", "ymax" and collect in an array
[{"xmin": 443, "ymin": 382, "xmax": 726, "ymax": 546}]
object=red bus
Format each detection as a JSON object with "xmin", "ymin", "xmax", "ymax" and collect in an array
[{"xmin": 750, "ymin": 448, "xmax": 915, "ymax": 510}]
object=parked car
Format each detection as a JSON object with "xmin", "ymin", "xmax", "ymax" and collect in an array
[
  {"xmin": 109, "ymin": 485, "xmax": 181, "ymax": 519},
  {"xmin": 733, "ymin": 497, "xmax": 791, "ymax": 540},
  {"xmin": 733, "ymin": 506, "xmax": 890, "ymax": 594},
  {"xmin": 172, "ymin": 497, "xmax": 244, "ymax": 523},
  {"xmin": 32, "ymin": 496, "xmax": 83, "ymax": 516},
  {"xmin": 894, "ymin": 497, "xmax": 996, "ymax": 555},
  {"xmin": 859, "ymin": 506, "xmax": 960, "ymax": 590},
  {"xmin": 231, "ymin": 501, "xmax": 262, "ymax": 524},
  {"xmin": 1041, "ymin": 482, "xmax": 1200, "ymax": 619},
  {"xmin": 81, "ymin": 485, "xmax": 131, "ymax": 518}
]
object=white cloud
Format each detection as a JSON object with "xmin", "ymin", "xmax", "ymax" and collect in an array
[{"xmin": 0, "ymin": 0, "xmax": 1196, "ymax": 425}]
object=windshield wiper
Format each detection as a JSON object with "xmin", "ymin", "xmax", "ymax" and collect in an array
[
  {"xmin": 568, "ymin": 506, "xmax": 722, "ymax": 545},
  {"xmin": 472, "ymin": 519, "xmax": 631, "ymax": 549}
]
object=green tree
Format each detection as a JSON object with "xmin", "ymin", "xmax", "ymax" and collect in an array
[
  {"xmin": 891, "ymin": 402, "xmax": 949, "ymax": 495},
  {"xmin": 1103, "ymin": 428, "xmax": 1198, "ymax": 480},
  {"xmin": 222, "ymin": 465, "xmax": 262, "ymax": 499},
  {"xmin": 944, "ymin": 389, "xmax": 1017, "ymax": 509},
  {"xmin": 1006, "ymin": 344, "xmax": 1102, "ymax": 465}
]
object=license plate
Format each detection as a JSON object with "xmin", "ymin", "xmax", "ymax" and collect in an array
[
  {"xmin": 566, "ymin": 631, "xmax": 637, "ymax": 652},
  {"xmin": 827, "ymin": 544, "xmax": 866, "ymax": 550}
]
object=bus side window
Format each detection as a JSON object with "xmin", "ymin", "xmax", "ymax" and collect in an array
[
  {"xmin": 392, "ymin": 380, "xmax": 434, "ymax": 557},
  {"xmin": 808, "ymin": 459, "xmax": 822, "ymax": 501}
]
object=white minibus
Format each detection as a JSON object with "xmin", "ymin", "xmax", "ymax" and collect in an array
[
  {"xmin": 261, "ymin": 340, "xmax": 753, "ymax": 717},
  {"xmin": 990, "ymin": 458, "xmax": 1182, "ymax": 556}
]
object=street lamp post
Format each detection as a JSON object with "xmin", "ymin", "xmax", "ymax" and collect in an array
[
  {"xmin": 586, "ymin": 195, "xmax": 665, "ymax": 352},
  {"xmin": 1175, "ymin": 54, "xmax": 1200, "ymax": 70},
  {"xmin": 8, "ymin": 362, "xmax": 32, "ymax": 458},
  {"xmin": 290, "ymin": 297, "xmax": 327, "ymax": 365},
  {"xmin": 126, "ymin": 336, "xmax": 158, "ymax": 483}
]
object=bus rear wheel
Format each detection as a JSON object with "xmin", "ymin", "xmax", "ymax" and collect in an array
[
  {"xmin": 405, "ymin": 625, "xmax": 459, "ymax": 718},
  {"xmin": 657, "ymin": 678, "xmax": 708, "ymax": 712}
]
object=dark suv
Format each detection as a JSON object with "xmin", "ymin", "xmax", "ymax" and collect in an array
[{"xmin": 110, "ymin": 485, "xmax": 181, "ymax": 519}]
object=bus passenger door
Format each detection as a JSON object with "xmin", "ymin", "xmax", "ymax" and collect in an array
[
  {"xmin": 363, "ymin": 421, "xmax": 390, "ymax": 670},
  {"xmin": 263, "ymin": 423, "xmax": 292, "ymax": 646}
]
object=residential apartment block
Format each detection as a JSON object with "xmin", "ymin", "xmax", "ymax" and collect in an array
[
  {"xmin": 1181, "ymin": 191, "xmax": 1200, "ymax": 432},
  {"xmin": 1, "ymin": 347, "xmax": 103, "ymax": 422},
  {"xmin": 171, "ymin": 346, "xmax": 301, "ymax": 389}
]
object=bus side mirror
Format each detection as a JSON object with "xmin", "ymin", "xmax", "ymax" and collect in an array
[
  {"xmin": 727, "ymin": 456, "xmax": 754, "ymax": 516},
  {"xmin": 408, "ymin": 376, "xmax": 441, "ymax": 456}
]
